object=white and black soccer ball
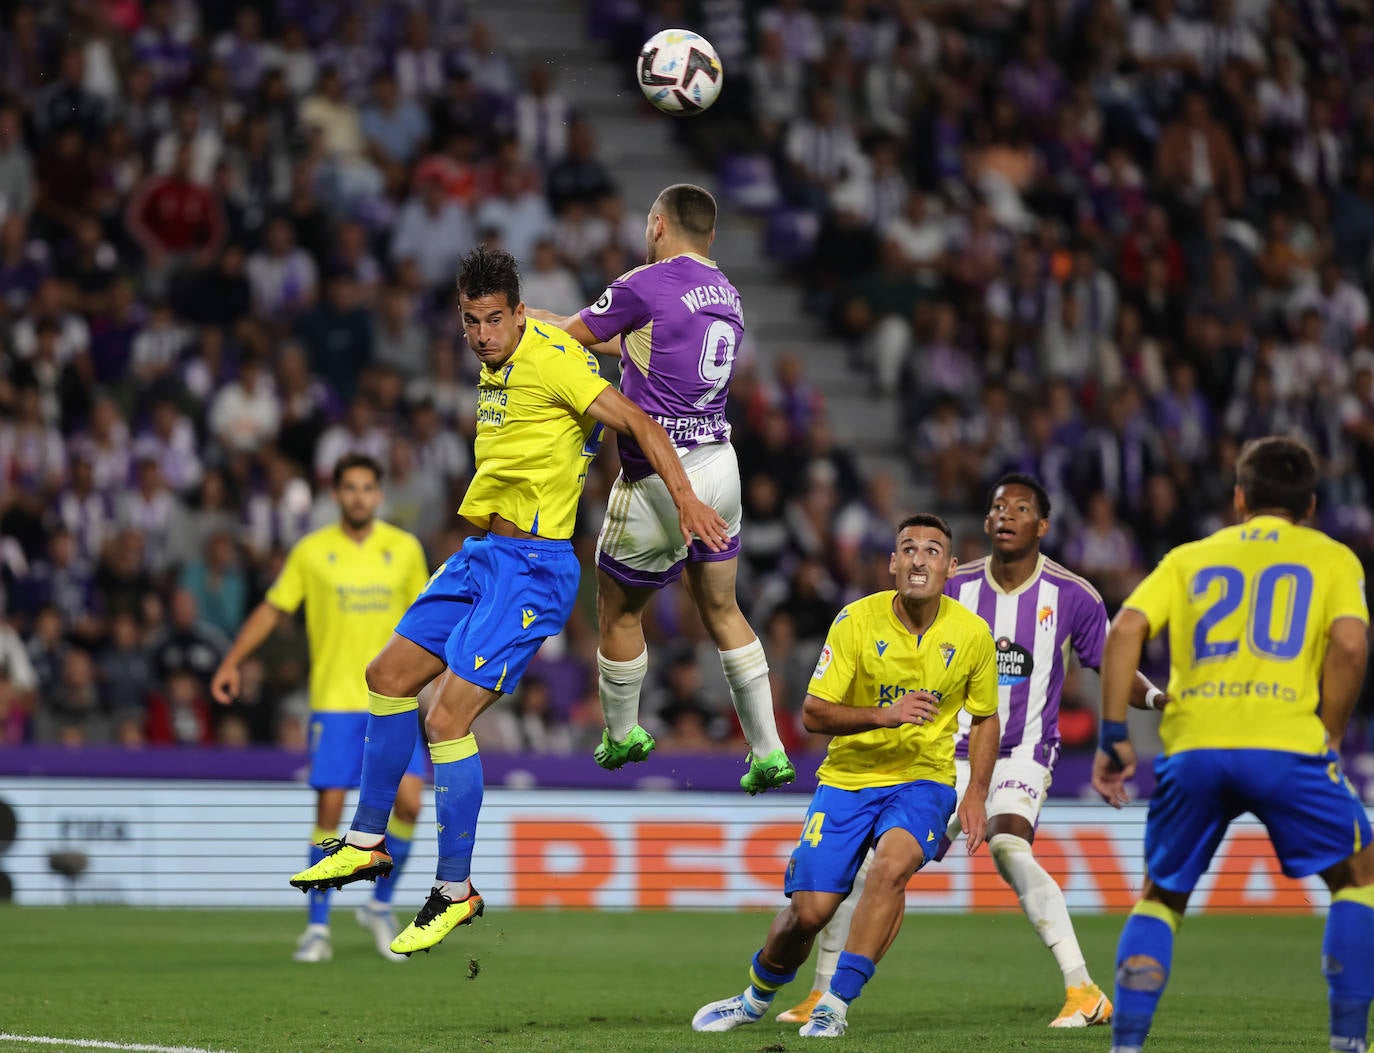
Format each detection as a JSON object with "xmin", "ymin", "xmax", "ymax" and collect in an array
[{"xmin": 636, "ymin": 29, "xmax": 723, "ymax": 116}]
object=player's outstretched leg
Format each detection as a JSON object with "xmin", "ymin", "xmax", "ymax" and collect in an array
[
  {"xmin": 390, "ymin": 733, "xmax": 486, "ymax": 956},
  {"xmin": 987, "ymin": 833, "xmax": 1111, "ymax": 1027},
  {"xmin": 684, "ymin": 562, "xmax": 794, "ymax": 794},
  {"xmin": 1323, "ymin": 883, "xmax": 1374, "ymax": 1053},
  {"xmin": 291, "ymin": 689, "xmax": 422, "ymax": 891},
  {"xmin": 594, "ymin": 569, "xmax": 657, "ymax": 770},
  {"xmin": 778, "ymin": 853, "xmax": 870, "ymax": 1021},
  {"xmin": 693, "ymin": 951, "xmax": 795, "ymax": 1032},
  {"xmin": 1109, "ymin": 901, "xmax": 1179, "ymax": 1053}
]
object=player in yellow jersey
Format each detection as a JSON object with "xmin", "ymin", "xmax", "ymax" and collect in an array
[
  {"xmin": 692, "ymin": 514, "xmax": 1001, "ymax": 1039},
  {"xmin": 291, "ymin": 246, "xmax": 728, "ymax": 956},
  {"xmin": 1094, "ymin": 437, "xmax": 1374, "ymax": 1053},
  {"xmin": 211, "ymin": 454, "xmax": 430, "ymax": 962}
]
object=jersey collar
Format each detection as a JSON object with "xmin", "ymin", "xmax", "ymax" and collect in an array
[
  {"xmin": 656, "ymin": 251, "xmax": 718, "ymax": 268},
  {"xmin": 888, "ymin": 591, "xmax": 947, "ymax": 640},
  {"xmin": 982, "ymin": 553, "xmax": 1045, "ymax": 597}
]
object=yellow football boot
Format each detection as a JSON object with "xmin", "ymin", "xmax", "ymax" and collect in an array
[
  {"xmin": 775, "ymin": 989, "xmax": 824, "ymax": 1023},
  {"xmin": 390, "ymin": 885, "xmax": 485, "ymax": 956},
  {"xmin": 1049, "ymin": 982, "xmax": 1113, "ymax": 1028},
  {"xmin": 289, "ymin": 837, "xmax": 393, "ymax": 891}
]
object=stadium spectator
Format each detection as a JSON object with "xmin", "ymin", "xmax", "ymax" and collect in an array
[{"xmin": 389, "ymin": 170, "xmax": 474, "ymax": 290}]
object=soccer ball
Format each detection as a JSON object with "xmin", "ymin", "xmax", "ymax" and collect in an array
[{"xmin": 636, "ymin": 29, "xmax": 723, "ymax": 116}]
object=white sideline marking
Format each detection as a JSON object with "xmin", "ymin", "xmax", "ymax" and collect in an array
[{"xmin": 0, "ymin": 1035, "xmax": 233, "ymax": 1053}]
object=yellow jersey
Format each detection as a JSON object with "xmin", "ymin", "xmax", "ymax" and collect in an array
[
  {"xmin": 459, "ymin": 320, "xmax": 611, "ymax": 539},
  {"xmin": 809, "ymin": 592, "xmax": 998, "ymax": 790},
  {"xmin": 1124, "ymin": 515, "xmax": 1369, "ymax": 756},
  {"xmin": 265, "ymin": 521, "xmax": 429, "ymax": 712}
]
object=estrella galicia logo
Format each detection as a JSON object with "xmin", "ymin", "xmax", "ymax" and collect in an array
[{"xmin": 995, "ymin": 636, "xmax": 1033, "ymax": 686}]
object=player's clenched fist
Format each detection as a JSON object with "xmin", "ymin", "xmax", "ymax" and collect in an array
[
  {"xmin": 880, "ymin": 690, "xmax": 941, "ymax": 728},
  {"xmin": 210, "ymin": 662, "xmax": 240, "ymax": 706}
]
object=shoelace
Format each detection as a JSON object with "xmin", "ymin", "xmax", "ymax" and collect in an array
[
  {"xmin": 317, "ymin": 836, "xmax": 349, "ymax": 856},
  {"xmin": 413, "ymin": 886, "xmax": 457, "ymax": 928}
]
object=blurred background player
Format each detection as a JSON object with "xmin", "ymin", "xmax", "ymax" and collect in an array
[
  {"xmin": 290, "ymin": 246, "xmax": 728, "ymax": 956},
  {"xmin": 211, "ymin": 453, "xmax": 430, "ymax": 963},
  {"xmin": 529, "ymin": 183, "xmax": 793, "ymax": 794},
  {"xmin": 1094, "ymin": 436, "xmax": 1374, "ymax": 1053},
  {"xmin": 780, "ymin": 473, "xmax": 1166, "ymax": 1026},
  {"xmin": 692, "ymin": 514, "xmax": 1000, "ymax": 1039}
]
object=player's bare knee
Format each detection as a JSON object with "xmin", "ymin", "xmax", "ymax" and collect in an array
[
  {"xmin": 867, "ymin": 855, "xmax": 920, "ymax": 894},
  {"xmin": 365, "ymin": 655, "xmax": 410, "ymax": 698},
  {"xmin": 423, "ymin": 705, "xmax": 465, "ymax": 743},
  {"xmin": 1117, "ymin": 954, "xmax": 1167, "ymax": 991},
  {"xmin": 788, "ymin": 900, "xmax": 834, "ymax": 935}
]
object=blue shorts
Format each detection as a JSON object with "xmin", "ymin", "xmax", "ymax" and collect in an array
[
  {"xmin": 784, "ymin": 781, "xmax": 958, "ymax": 897},
  {"xmin": 393, "ymin": 532, "xmax": 580, "ymax": 694},
  {"xmin": 309, "ymin": 711, "xmax": 428, "ymax": 791},
  {"xmin": 1145, "ymin": 748, "xmax": 1373, "ymax": 893}
]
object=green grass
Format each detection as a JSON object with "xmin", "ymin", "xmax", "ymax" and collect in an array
[{"xmin": 0, "ymin": 907, "xmax": 1330, "ymax": 1052}]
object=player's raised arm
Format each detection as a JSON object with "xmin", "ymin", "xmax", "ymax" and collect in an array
[
  {"xmin": 583, "ymin": 384, "xmax": 729, "ymax": 550},
  {"xmin": 211, "ymin": 600, "xmax": 287, "ymax": 704}
]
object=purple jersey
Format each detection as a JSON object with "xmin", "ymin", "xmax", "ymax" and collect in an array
[
  {"xmin": 946, "ymin": 555, "xmax": 1107, "ymax": 767},
  {"xmin": 578, "ymin": 253, "xmax": 740, "ymax": 481}
]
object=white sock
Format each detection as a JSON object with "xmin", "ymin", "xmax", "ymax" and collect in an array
[
  {"xmin": 815, "ymin": 851, "xmax": 869, "ymax": 987},
  {"xmin": 814, "ymin": 990, "xmax": 850, "ymax": 1018},
  {"xmin": 344, "ymin": 830, "xmax": 384, "ymax": 849},
  {"xmin": 989, "ymin": 833, "xmax": 1091, "ymax": 987},
  {"xmin": 598, "ymin": 649, "xmax": 648, "ymax": 741},
  {"xmin": 436, "ymin": 878, "xmax": 471, "ymax": 900},
  {"xmin": 720, "ymin": 639, "xmax": 784, "ymax": 757},
  {"xmin": 305, "ymin": 923, "xmax": 328, "ymax": 935},
  {"xmin": 742, "ymin": 987, "xmax": 771, "ymax": 1015}
]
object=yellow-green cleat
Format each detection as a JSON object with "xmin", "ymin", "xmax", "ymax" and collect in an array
[
  {"xmin": 740, "ymin": 748, "xmax": 796, "ymax": 795},
  {"xmin": 289, "ymin": 837, "xmax": 393, "ymax": 892},
  {"xmin": 593, "ymin": 724, "xmax": 656, "ymax": 770},
  {"xmin": 390, "ymin": 885, "xmax": 485, "ymax": 956}
]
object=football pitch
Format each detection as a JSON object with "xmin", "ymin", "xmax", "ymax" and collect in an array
[{"xmin": 0, "ymin": 907, "xmax": 1328, "ymax": 1052}]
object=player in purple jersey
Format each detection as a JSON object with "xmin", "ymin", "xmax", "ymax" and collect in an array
[
  {"xmin": 529, "ymin": 183, "xmax": 793, "ymax": 794},
  {"xmin": 776, "ymin": 474, "xmax": 1166, "ymax": 1028}
]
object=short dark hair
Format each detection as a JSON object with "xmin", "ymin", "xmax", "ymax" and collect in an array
[
  {"xmin": 986, "ymin": 473, "xmax": 1051, "ymax": 519},
  {"xmin": 457, "ymin": 245, "xmax": 521, "ymax": 309},
  {"xmin": 332, "ymin": 452, "xmax": 383, "ymax": 488},
  {"xmin": 1236, "ymin": 436, "xmax": 1317, "ymax": 520},
  {"xmin": 896, "ymin": 513, "xmax": 953, "ymax": 543},
  {"xmin": 654, "ymin": 183, "xmax": 716, "ymax": 238}
]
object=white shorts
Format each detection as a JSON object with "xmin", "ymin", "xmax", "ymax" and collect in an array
[
  {"xmin": 948, "ymin": 755, "xmax": 1053, "ymax": 833},
  {"xmin": 595, "ymin": 442, "xmax": 742, "ymax": 589}
]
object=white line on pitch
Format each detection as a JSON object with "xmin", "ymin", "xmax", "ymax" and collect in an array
[{"xmin": 0, "ymin": 1034, "xmax": 233, "ymax": 1053}]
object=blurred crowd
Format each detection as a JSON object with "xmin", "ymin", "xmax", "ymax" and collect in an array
[
  {"xmin": 3, "ymin": 0, "xmax": 1373, "ymax": 760},
  {"xmin": 0, "ymin": 0, "xmax": 907, "ymax": 757}
]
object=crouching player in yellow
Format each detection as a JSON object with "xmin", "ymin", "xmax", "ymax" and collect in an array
[{"xmin": 692, "ymin": 514, "xmax": 1000, "ymax": 1038}]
